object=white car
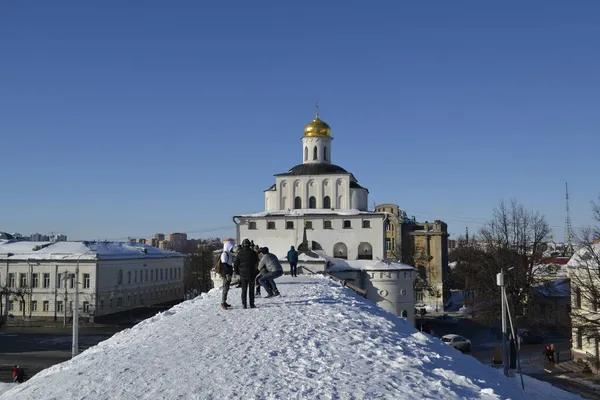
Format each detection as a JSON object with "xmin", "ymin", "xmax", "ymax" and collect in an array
[{"xmin": 442, "ymin": 334, "xmax": 471, "ymax": 352}]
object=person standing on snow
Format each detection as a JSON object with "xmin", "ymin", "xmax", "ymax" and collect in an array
[
  {"xmin": 257, "ymin": 247, "xmax": 283, "ymax": 298},
  {"xmin": 234, "ymin": 238, "xmax": 260, "ymax": 309},
  {"xmin": 254, "ymin": 245, "xmax": 263, "ymax": 297},
  {"xmin": 286, "ymin": 245, "xmax": 299, "ymax": 277},
  {"xmin": 220, "ymin": 240, "xmax": 235, "ymax": 310},
  {"xmin": 12, "ymin": 365, "xmax": 18, "ymax": 382}
]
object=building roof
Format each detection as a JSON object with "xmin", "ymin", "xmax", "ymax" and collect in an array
[
  {"xmin": 274, "ymin": 163, "xmax": 349, "ymax": 177},
  {"xmin": 236, "ymin": 209, "xmax": 386, "ymax": 218},
  {"xmin": 0, "ymin": 240, "xmax": 183, "ymax": 261},
  {"xmin": 327, "ymin": 258, "xmax": 415, "ymax": 272},
  {"xmin": 567, "ymin": 242, "xmax": 600, "ymax": 268}
]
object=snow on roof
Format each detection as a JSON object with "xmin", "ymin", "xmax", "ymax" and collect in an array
[
  {"xmin": 326, "ymin": 256, "xmax": 415, "ymax": 271},
  {"xmin": 0, "ymin": 241, "xmax": 182, "ymax": 260},
  {"xmin": 567, "ymin": 242, "xmax": 600, "ymax": 268},
  {"xmin": 0, "ymin": 275, "xmax": 579, "ymax": 400},
  {"xmin": 237, "ymin": 208, "xmax": 386, "ymax": 218}
]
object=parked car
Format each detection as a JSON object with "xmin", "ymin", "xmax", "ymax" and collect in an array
[
  {"xmin": 442, "ymin": 334, "xmax": 472, "ymax": 352},
  {"xmin": 435, "ymin": 315, "xmax": 458, "ymax": 325},
  {"xmin": 517, "ymin": 329, "xmax": 544, "ymax": 345}
]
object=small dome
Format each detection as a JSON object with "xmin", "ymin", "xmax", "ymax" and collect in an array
[{"xmin": 304, "ymin": 114, "xmax": 331, "ymax": 137}]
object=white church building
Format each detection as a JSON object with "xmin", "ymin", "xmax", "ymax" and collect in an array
[{"xmin": 234, "ymin": 113, "xmax": 387, "ymax": 261}]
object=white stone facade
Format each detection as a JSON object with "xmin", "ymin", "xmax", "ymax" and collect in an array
[
  {"xmin": 1, "ymin": 241, "xmax": 184, "ymax": 321},
  {"xmin": 236, "ymin": 211, "xmax": 386, "ymax": 260}
]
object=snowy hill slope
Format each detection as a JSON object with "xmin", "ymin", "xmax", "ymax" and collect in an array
[{"xmin": 1, "ymin": 276, "xmax": 581, "ymax": 400}]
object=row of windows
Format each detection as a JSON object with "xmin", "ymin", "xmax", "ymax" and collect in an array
[
  {"xmin": 7, "ymin": 287, "xmax": 182, "ymax": 314},
  {"xmin": 3, "ymin": 272, "xmax": 90, "ymax": 289},
  {"xmin": 101, "ymin": 287, "xmax": 182, "ymax": 310},
  {"xmin": 117, "ymin": 267, "xmax": 181, "ymax": 285},
  {"xmin": 249, "ymin": 219, "xmax": 371, "ymax": 230},
  {"xmin": 304, "ymin": 145, "xmax": 328, "ymax": 162},
  {"xmin": 291, "ymin": 196, "xmax": 331, "ymax": 210}
]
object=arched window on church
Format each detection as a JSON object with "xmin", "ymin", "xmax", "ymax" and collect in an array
[
  {"xmin": 313, "ymin": 146, "xmax": 318, "ymax": 160},
  {"xmin": 294, "ymin": 196, "xmax": 302, "ymax": 209},
  {"xmin": 304, "ymin": 146, "xmax": 308, "ymax": 161},
  {"xmin": 309, "ymin": 196, "xmax": 316, "ymax": 209},
  {"xmin": 324, "ymin": 146, "xmax": 328, "ymax": 161},
  {"xmin": 323, "ymin": 196, "xmax": 331, "ymax": 209}
]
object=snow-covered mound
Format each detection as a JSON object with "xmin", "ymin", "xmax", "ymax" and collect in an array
[{"xmin": 1, "ymin": 276, "xmax": 581, "ymax": 400}]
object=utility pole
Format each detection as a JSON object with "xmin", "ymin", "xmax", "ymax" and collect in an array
[
  {"xmin": 72, "ymin": 248, "xmax": 92, "ymax": 358},
  {"xmin": 63, "ymin": 270, "xmax": 68, "ymax": 327},
  {"xmin": 497, "ymin": 269, "xmax": 509, "ymax": 377}
]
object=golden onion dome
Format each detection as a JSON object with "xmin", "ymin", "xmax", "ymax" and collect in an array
[{"xmin": 304, "ymin": 113, "xmax": 331, "ymax": 137}]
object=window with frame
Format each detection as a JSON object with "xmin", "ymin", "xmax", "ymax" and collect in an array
[
  {"xmin": 323, "ymin": 196, "xmax": 331, "ymax": 209},
  {"xmin": 248, "ymin": 221, "xmax": 257, "ymax": 230},
  {"xmin": 57, "ymin": 301, "xmax": 64, "ymax": 313},
  {"xmin": 313, "ymin": 146, "xmax": 318, "ymax": 160},
  {"xmin": 308, "ymin": 196, "xmax": 317, "ymax": 209},
  {"xmin": 118, "ymin": 269, "xmax": 123, "ymax": 285},
  {"xmin": 305, "ymin": 221, "xmax": 313, "ymax": 229},
  {"xmin": 386, "ymin": 238, "xmax": 391, "ymax": 251},
  {"xmin": 43, "ymin": 273, "xmax": 50, "ymax": 288},
  {"xmin": 151, "ymin": 269, "xmax": 154, "ymax": 281},
  {"xmin": 69, "ymin": 274, "xmax": 74, "ymax": 288},
  {"xmin": 100, "ymin": 300, "xmax": 104, "ymax": 311},
  {"xmin": 575, "ymin": 287, "xmax": 581, "ymax": 308},
  {"xmin": 43, "ymin": 301, "xmax": 49, "ymax": 312},
  {"xmin": 160, "ymin": 269, "xmax": 164, "ymax": 280},
  {"xmin": 134, "ymin": 270, "xmax": 138, "ymax": 283},
  {"xmin": 362, "ymin": 220, "xmax": 371, "ymax": 228},
  {"xmin": 576, "ymin": 328, "xmax": 583, "ymax": 349},
  {"xmin": 8, "ymin": 273, "xmax": 15, "ymax": 287},
  {"xmin": 145, "ymin": 270, "xmax": 149, "ymax": 282},
  {"xmin": 286, "ymin": 221, "xmax": 294, "ymax": 229},
  {"xmin": 267, "ymin": 221, "xmax": 276, "ymax": 230},
  {"xmin": 31, "ymin": 300, "xmax": 37, "ymax": 311},
  {"xmin": 416, "ymin": 291, "xmax": 424, "ymax": 302},
  {"xmin": 109, "ymin": 298, "xmax": 113, "ymax": 308},
  {"xmin": 343, "ymin": 220, "xmax": 352, "ymax": 229},
  {"xmin": 19, "ymin": 273, "xmax": 27, "ymax": 287},
  {"xmin": 83, "ymin": 301, "xmax": 90, "ymax": 313},
  {"xmin": 117, "ymin": 297, "xmax": 123, "ymax": 307},
  {"xmin": 127, "ymin": 271, "xmax": 131, "ymax": 284},
  {"xmin": 294, "ymin": 197, "xmax": 302, "ymax": 209},
  {"xmin": 83, "ymin": 273, "xmax": 90, "ymax": 289},
  {"xmin": 19, "ymin": 301, "xmax": 24, "ymax": 311},
  {"xmin": 323, "ymin": 220, "xmax": 332, "ymax": 229},
  {"xmin": 32, "ymin": 273, "xmax": 39, "ymax": 288},
  {"xmin": 8, "ymin": 301, "xmax": 14, "ymax": 311},
  {"xmin": 57, "ymin": 274, "xmax": 62, "ymax": 288}
]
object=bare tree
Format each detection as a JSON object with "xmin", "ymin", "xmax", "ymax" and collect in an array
[
  {"xmin": 0, "ymin": 285, "xmax": 10, "ymax": 316},
  {"xmin": 452, "ymin": 200, "xmax": 550, "ymax": 322},
  {"xmin": 183, "ymin": 238, "xmax": 221, "ymax": 297},
  {"xmin": 12, "ymin": 286, "xmax": 32, "ymax": 318},
  {"xmin": 569, "ymin": 198, "xmax": 600, "ymax": 337}
]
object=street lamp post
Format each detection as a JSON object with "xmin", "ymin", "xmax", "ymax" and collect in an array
[
  {"xmin": 497, "ymin": 268, "xmax": 509, "ymax": 377},
  {"xmin": 72, "ymin": 248, "xmax": 93, "ymax": 358}
]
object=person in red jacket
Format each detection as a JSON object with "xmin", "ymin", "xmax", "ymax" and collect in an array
[{"xmin": 12, "ymin": 365, "xmax": 18, "ymax": 382}]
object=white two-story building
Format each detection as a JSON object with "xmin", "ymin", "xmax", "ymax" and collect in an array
[{"xmin": 0, "ymin": 240, "xmax": 184, "ymax": 322}]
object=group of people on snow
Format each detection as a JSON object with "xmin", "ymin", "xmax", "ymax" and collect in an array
[{"xmin": 218, "ymin": 239, "xmax": 299, "ymax": 310}]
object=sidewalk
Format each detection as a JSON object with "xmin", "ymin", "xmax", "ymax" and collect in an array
[{"xmin": 525, "ymin": 356, "xmax": 600, "ymax": 399}]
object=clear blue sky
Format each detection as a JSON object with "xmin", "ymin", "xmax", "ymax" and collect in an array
[{"xmin": 1, "ymin": 1, "xmax": 599, "ymax": 241}]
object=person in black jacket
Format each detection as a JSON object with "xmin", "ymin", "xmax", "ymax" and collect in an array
[{"xmin": 234, "ymin": 238, "xmax": 260, "ymax": 309}]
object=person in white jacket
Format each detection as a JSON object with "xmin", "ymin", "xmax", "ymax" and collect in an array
[{"xmin": 220, "ymin": 240, "xmax": 235, "ymax": 309}]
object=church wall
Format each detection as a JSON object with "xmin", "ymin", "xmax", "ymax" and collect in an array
[
  {"xmin": 302, "ymin": 136, "xmax": 332, "ymax": 164},
  {"xmin": 236, "ymin": 214, "xmax": 386, "ymax": 260},
  {"xmin": 273, "ymin": 175, "xmax": 353, "ymax": 212},
  {"xmin": 349, "ymin": 188, "xmax": 368, "ymax": 211}
]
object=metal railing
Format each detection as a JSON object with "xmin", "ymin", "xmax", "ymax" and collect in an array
[{"xmin": 326, "ymin": 273, "xmax": 368, "ymax": 298}]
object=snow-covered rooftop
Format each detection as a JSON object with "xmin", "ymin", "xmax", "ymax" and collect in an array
[
  {"xmin": 567, "ymin": 242, "xmax": 600, "ymax": 268},
  {"xmin": 0, "ymin": 241, "xmax": 183, "ymax": 261},
  {"xmin": 0, "ymin": 275, "xmax": 582, "ymax": 400},
  {"xmin": 327, "ymin": 257, "xmax": 415, "ymax": 271},
  {"xmin": 237, "ymin": 208, "xmax": 386, "ymax": 218}
]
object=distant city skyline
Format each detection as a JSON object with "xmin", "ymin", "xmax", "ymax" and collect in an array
[{"xmin": 1, "ymin": 1, "xmax": 598, "ymax": 241}]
